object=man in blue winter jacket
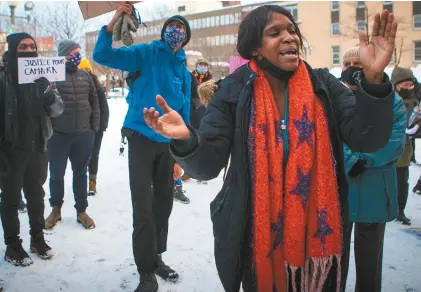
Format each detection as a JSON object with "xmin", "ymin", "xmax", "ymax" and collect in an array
[
  {"xmin": 93, "ymin": 3, "xmax": 191, "ymax": 292},
  {"xmin": 340, "ymin": 46, "xmax": 406, "ymax": 292}
]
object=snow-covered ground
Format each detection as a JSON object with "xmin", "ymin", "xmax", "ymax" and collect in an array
[{"xmin": 1, "ymin": 98, "xmax": 420, "ymax": 292}]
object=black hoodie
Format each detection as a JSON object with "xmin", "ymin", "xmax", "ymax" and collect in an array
[{"xmin": 1, "ymin": 33, "xmax": 44, "ymax": 151}]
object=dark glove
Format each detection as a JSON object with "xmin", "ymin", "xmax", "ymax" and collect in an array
[
  {"xmin": 348, "ymin": 159, "xmax": 367, "ymax": 178},
  {"xmin": 34, "ymin": 77, "xmax": 55, "ymax": 106}
]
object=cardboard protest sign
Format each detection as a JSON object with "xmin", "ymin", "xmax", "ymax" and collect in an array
[{"xmin": 18, "ymin": 57, "xmax": 66, "ymax": 84}]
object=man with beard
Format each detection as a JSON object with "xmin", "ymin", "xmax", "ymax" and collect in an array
[
  {"xmin": 93, "ymin": 3, "xmax": 190, "ymax": 291},
  {"xmin": 391, "ymin": 67, "xmax": 420, "ymax": 225},
  {"xmin": 0, "ymin": 32, "xmax": 64, "ymax": 266},
  {"xmin": 341, "ymin": 47, "xmax": 407, "ymax": 292}
]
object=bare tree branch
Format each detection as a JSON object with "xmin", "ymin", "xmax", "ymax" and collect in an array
[{"xmin": 34, "ymin": 2, "xmax": 86, "ymax": 42}]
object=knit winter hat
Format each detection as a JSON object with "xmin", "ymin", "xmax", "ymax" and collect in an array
[
  {"xmin": 78, "ymin": 58, "xmax": 93, "ymax": 72},
  {"xmin": 391, "ymin": 67, "xmax": 414, "ymax": 86},
  {"xmin": 196, "ymin": 58, "xmax": 209, "ymax": 66},
  {"xmin": 161, "ymin": 15, "xmax": 191, "ymax": 47},
  {"xmin": 342, "ymin": 46, "xmax": 360, "ymax": 66},
  {"xmin": 6, "ymin": 32, "xmax": 37, "ymax": 54},
  {"xmin": 58, "ymin": 39, "xmax": 81, "ymax": 57}
]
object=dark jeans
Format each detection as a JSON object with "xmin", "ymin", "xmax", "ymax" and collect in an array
[
  {"xmin": 88, "ymin": 130, "xmax": 104, "ymax": 178},
  {"xmin": 48, "ymin": 131, "xmax": 95, "ymax": 213},
  {"xmin": 411, "ymin": 139, "xmax": 416, "ymax": 162},
  {"xmin": 0, "ymin": 149, "xmax": 48, "ymax": 245},
  {"xmin": 397, "ymin": 166, "xmax": 409, "ymax": 212},
  {"xmin": 128, "ymin": 132, "xmax": 174, "ymax": 274},
  {"xmin": 343, "ymin": 222, "xmax": 386, "ymax": 292}
]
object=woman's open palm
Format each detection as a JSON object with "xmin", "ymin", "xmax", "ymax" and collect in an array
[
  {"xmin": 359, "ymin": 10, "xmax": 398, "ymax": 74},
  {"xmin": 144, "ymin": 95, "xmax": 190, "ymax": 140}
]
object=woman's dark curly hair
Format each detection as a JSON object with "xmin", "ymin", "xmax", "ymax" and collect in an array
[{"xmin": 237, "ymin": 5, "xmax": 304, "ymax": 60}]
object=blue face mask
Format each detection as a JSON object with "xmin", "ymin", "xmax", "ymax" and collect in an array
[
  {"xmin": 164, "ymin": 26, "xmax": 185, "ymax": 49},
  {"xmin": 196, "ymin": 65, "xmax": 208, "ymax": 75},
  {"xmin": 69, "ymin": 53, "xmax": 82, "ymax": 67}
]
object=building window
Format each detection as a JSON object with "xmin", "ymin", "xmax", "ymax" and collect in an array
[
  {"xmin": 225, "ymin": 14, "xmax": 230, "ymax": 25},
  {"xmin": 284, "ymin": 5, "xmax": 298, "ymax": 21},
  {"xmin": 415, "ymin": 15, "xmax": 421, "ymax": 29},
  {"xmin": 332, "ymin": 46, "xmax": 340, "ymax": 65},
  {"xmin": 331, "ymin": 23, "xmax": 340, "ymax": 36},
  {"xmin": 414, "ymin": 2, "xmax": 421, "ymax": 29},
  {"xmin": 356, "ymin": 1, "xmax": 365, "ymax": 8},
  {"xmin": 211, "ymin": 16, "xmax": 215, "ymax": 27},
  {"xmin": 235, "ymin": 12, "xmax": 241, "ymax": 23},
  {"xmin": 415, "ymin": 41, "xmax": 421, "ymax": 62},
  {"xmin": 206, "ymin": 17, "xmax": 211, "ymax": 27},
  {"xmin": 221, "ymin": 15, "xmax": 226, "ymax": 25},
  {"xmin": 331, "ymin": 1, "xmax": 339, "ymax": 11},
  {"xmin": 356, "ymin": 20, "xmax": 366, "ymax": 32},
  {"xmin": 215, "ymin": 35, "xmax": 220, "ymax": 46},
  {"xmin": 178, "ymin": 6, "xmax": 185, "ymax": 13},
  {"xmin": 383, "ymin": 1, "xmax": 393, "ymax": 13}
]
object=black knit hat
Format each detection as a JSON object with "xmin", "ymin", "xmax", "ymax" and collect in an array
[
  {"xmin": 6, "ymin": 32, "xmax": 37, "ymax": 55},
  {"xmin": 161, "ymin": 15, "xmax": 191, "ymax": 47}
]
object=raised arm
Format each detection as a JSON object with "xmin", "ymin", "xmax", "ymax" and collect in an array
[
  {"xmin": 320, "ymin": 69, "xmax": 394, "ymax": 153},
  {"xmin": 321, "ymin": 10, "xmax": 398, "ymax": 152},
  {"xmin": 358, "ymin": 95, "xmax": 406, "ymax": 167},
  {"xmin": 92, "ymin": 3, "xmax": 147, "ymax": 72}
]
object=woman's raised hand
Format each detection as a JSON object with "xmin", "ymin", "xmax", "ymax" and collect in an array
[{"xmin": 359, "ymin": 10, "xmax": 398, "ymax": 84}]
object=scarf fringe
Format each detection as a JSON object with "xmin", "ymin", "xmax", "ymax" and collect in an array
[{"xmin": 286, "ymin": 254, "xmax": 341, "ymax": 292}]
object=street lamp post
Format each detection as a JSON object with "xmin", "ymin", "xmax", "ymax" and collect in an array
[{"xmin": 8, "ymin": 1, "xmax": 19, "ymax": 26}]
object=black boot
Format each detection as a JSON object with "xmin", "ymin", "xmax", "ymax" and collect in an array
[
  {"xmin": 397, "ymin": 210, "xmax": 411, "ymax": 225},
  {"xmin": 155, "ymin": 254, "xmax": 179, "ymax": 283},
  {"xmin": 4, "ymin": 239, "xmax": 33, "ymax": 267},
  {"xmin": 173, "ymin": 185, "xmax": 190, "ymax": 204},
  {"xmin": 134, "ymin": 273, "xmax": 158, "ymax": 292},
  {"xmin": 31, "ymin": 232, "xmax": 54, "ymax": 259},
  {"xmin": 413, "ymin": 180, "xmax": 421, "ymax": 194}
]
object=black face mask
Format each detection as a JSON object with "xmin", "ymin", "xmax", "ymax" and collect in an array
[
  {"xmin": 341, "ymin": 66, "xmax": 363, "ymax": 86},
  {"xmin": 16, "ymin": 51, "xmax": 38, "ymax": 58},
  {"xmin": 256, "ymin": 57, "xmax": 294, "ymax": 81},
  {"xmin": 398, "ymin": 88, "xmax": 415, "ymax": 100}
]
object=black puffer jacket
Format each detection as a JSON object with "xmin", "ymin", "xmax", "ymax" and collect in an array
[
  {"xmin": 88, "ymin": 71, "xmax": 109, "ymax": 131},
  {"xmin": 170, "ymin": 63, "xmax": 394, "ymax": 292},
  {"xmin": 54, "ymin": 67, "xmax": 100, "ymax": 134}
]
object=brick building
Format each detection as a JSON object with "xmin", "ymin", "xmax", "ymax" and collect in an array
[{"xmin": 85, "ymin": 1, "xmax": 421, "ymax": 79}]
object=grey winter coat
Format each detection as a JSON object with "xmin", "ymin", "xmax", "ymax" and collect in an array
[{"xmin": 54, "ymin": 68, "xmax": 100, "ymax": 134}]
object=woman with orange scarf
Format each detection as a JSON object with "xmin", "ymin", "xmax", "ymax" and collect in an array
[{"xmin": 143, "ymin": 5, "xmax": 397, "ymax": 292}]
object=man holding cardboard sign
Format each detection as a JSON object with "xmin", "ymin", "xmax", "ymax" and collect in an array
[{"xmin": 0, "ymin": 32, "xmax": 64, "ymax": 267}]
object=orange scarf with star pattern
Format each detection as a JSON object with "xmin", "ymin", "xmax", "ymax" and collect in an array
[{"xmin": 248, "ymin": 59, "xmax": 342, "ymax": 292}]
